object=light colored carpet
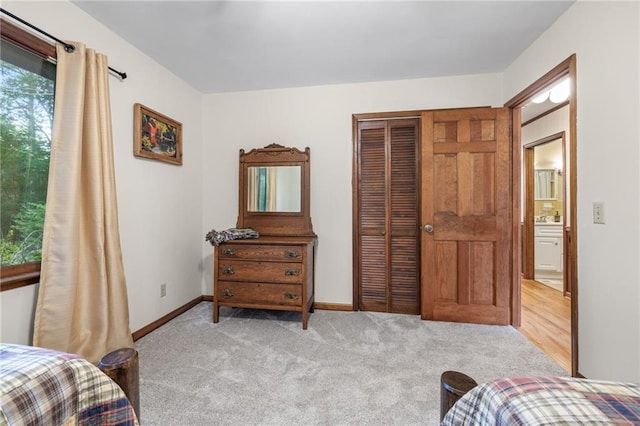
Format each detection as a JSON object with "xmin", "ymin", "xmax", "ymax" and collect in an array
[{"xmin": 135, "ymin": 302, "xmax": 567, "ymax": 425}]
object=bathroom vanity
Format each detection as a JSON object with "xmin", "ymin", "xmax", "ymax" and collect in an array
[{"xmin": 534, "ymin": 222, "xmax": 563, "ymax": 279}]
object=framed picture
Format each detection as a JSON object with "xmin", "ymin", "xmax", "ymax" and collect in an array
[{"xmin": 133, "ymin": 103, "xmax": 182, "ymax": 165}]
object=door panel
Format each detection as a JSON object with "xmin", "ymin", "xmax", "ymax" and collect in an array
[
  {"xmin": 389, "ymin": 123, "xmax": 419, "ymax": 313},
  {"xmin": 360, "ymin": 235, "xmax": 387, "ymax": 310},
  {"xmin": 357, "ymin": 119, "xmax": 420, "ymax": 314},
  {"xmin": 359, "ymin": 122, "xmax": 387, "ymax": 311},
  {"xmin": 421, "ymin": 107, "xmax": 511, "ymax": 325}
]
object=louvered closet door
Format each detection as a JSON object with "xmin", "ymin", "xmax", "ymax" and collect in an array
[{"xmin": 357, "ymin": 119, "xmax": 419, "ymax": 314}]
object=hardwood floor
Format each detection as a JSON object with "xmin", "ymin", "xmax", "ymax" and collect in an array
[{"xmin": 517, "ymin": 278, "xmax": 571, "ymax": 373}]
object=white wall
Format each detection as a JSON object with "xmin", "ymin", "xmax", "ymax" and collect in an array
[
  {"xmin": 504, "ymin": 1, "xmax": 640, "ymax": 382},
  {"xmin": 201, "ymin": 75, "xmax": 503, "ymax": 305},
  {"xmin": 0, "ymin": 1, "xmax": 204, "ymax": 343},
  {"xmin": 522, "ymin": 106, "xmax": 570, "ymax": 146}
]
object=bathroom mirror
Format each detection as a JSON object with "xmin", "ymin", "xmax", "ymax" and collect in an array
[
  {"xmin": 247, "ymin": 166, "xmax": 301, "ymax": 212},
  {"xmin": 534, "ymin": 169, "xmax": 556, "ymax": 200},
  {"xmin": 237, "ymin": 144, "xmax": 313, "ymax": 236}
]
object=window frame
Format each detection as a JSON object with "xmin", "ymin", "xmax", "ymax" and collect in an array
[{"xmin": 0, "ymin": 17, "xmax": 56, "ymax": 292}]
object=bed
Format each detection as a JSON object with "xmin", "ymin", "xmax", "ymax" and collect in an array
[
  {"xmin": 441, "ymin": 375, "xmax": 640, "ymax": 425},
  {"xmin": 0, "ymin": 343, "xmax": 138, "ymax": 425}
]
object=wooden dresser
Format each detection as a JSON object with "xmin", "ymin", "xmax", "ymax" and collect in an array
[
  {"xmin": 213, "ymin": 235, "xmax": 316, "ymax": 329},
  {"xmin": 212, "ymin": 144, "xmax": 316, "ymax": 329}
]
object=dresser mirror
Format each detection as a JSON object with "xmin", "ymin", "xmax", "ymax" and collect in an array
[
  {"xmin": 246, "ymin": 165, "xmax": 301, "ymax": 212},
  {"xmin": 237, "ymin": 143, "xmax": 314, "ymax": 236}
]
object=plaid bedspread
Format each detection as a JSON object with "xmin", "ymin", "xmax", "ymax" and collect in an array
[
  {"xmin": 442, "ymin": 376, "xmax": 640, "ymax": 425},
  {"xmin": 0, "ymin": 343, "xmax": 138, "ymax": 426}
]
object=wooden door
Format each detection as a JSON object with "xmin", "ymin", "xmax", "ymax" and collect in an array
[
  {"xmin": 421, "ymin": 107, "xmax": 511, "ymax": 325},
  {"xmin": 356, "ymin": 118, "xmax": 420, "ymax": 314}
]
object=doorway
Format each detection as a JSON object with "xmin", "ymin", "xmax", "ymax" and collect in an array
[
  {"xmin": 521, "ymin": 132, "xmax": 571, "ymax": 373},
  {"xmin": 524, "ymin": 133, "xmax": 567, "ymax": 293},
  {"xmin": 506, "ymin": 54, "xmax": 578, "ymax": 376}
]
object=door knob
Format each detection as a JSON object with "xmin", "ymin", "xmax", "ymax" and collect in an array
[{"xmin": 424, "ymin": 224, "xmax": 434, "ymax": 233}]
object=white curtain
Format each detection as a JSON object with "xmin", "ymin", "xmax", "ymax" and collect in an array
[
  {"xmin": 266, "ymin": 167, "xmax": 277, "ymax": 212},
  {"xmin": 535, "ymin": 170, "xmax": 553, "ymax": 199},
  {"xmin": 33, "ymin": 42, "xmax": 134, "ymax": 363},
  {"xmin": 247, "ymin": 167, "xmax": 258, "ymax": 211}
]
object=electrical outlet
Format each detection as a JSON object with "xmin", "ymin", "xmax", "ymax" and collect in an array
[
  {"xmin": 593, "ymin": 202, "xmax": 605, "ymax": 224},
  {"xmin": 160, "ymin": 283, "xmax": 167, "ymax": 298}
]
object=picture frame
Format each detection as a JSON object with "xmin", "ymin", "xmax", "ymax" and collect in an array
[{"xmin": 133, "ymin": 103, "xmax": 182, "ymax": 165}]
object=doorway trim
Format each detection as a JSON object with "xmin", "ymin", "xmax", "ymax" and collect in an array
[{"xmin": 505, "ymin": 54, "xmax": 578, "ymax": 377}]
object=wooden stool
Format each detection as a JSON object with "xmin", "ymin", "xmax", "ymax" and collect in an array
[
  {"xmin": 440, "ymin": 370, "xmax": 477, "ymax": 421},
  {"xmin": 98, "ymin": 348, "xmax": 140, "ymax": 421}
]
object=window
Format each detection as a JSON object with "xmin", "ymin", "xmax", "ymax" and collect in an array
[{"xmin": 0, "ymin": 19, "xmax": 56, "ymax": 291}]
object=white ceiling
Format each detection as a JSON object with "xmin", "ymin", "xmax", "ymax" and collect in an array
[{"xmin": 72, "ymin": 1, "xmax": 574, "ymax": 94}]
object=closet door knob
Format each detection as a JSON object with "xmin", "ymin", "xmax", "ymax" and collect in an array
[{"xmin": 424, "ymin": 224, "xmax": 434, "ymax": 233}]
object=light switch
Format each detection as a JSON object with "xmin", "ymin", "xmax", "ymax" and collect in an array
[{"xmin": 593, "ymin": 202, "xmax": 605, "ymax": 224}]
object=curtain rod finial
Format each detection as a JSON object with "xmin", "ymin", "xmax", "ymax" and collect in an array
[{"xmin": 109, "ymin": 67, "xmax": 127, "ymax": 80}]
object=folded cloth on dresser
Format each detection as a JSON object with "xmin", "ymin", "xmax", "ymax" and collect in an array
[{"xmin": 205, "ymin": 227, "xmax": 260, "ymax": 246}]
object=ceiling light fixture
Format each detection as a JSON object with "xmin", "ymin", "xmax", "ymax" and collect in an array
[
  {"xmin": 549, "ymin": 79, "xmax": 570, "ymax": 103},
  {"xmin": 531, "ymin": 91, "xmax": 550, "ymax": 104},
  {"xmin": 530, "ymin": 78, "xmax": 571, "ymax": 105}
]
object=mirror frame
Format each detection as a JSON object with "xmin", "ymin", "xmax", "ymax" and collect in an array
[{"xmin": 237, "ymin": 143, "xmax": 314, "ymax": 236}]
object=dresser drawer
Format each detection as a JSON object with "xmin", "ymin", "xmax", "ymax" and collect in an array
[
  {"xmin": 217, "ymin": 260, "xmax": 304, "ymax": 284},
  {"xmin": 216, "ymin": 282, "xmax": 303, "ymax": 307},
  {"xmin": 218, "ymin": 244, "xmax": 303, "ymax": 261},
  {"xmin": 535, "ymin": 224, "xmax": 563, "ymax": 237}
]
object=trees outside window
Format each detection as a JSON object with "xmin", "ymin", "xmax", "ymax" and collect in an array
[{"xmin": 1, "ymin": 22, "xmax": 56, "ymax": 289}]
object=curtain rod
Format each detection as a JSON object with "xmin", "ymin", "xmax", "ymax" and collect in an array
[{"xmin": 0, "ymin": 8, "xmax": 127, "ymax": 80}]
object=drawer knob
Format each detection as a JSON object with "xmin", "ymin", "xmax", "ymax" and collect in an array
[
  {"xmin": 222, "ymin": 248, "xmax": 235, "ymax": 256},
  {"xmin": 284, "ymin": 269, "xmax": 300, "ymax": 276},
  {"xmin": 221, "ymin": 289, "xmax": 234, "ymax": 297},
  {"xmin": 284, "ymin": 292, "xmax": 299, "ymax": 300},
  {"xmin": 222, "ymin": 267, "xmax": 235, "ymax": 275},
  {"xmin": 284, "ymin": 250, "xmax": 299, "ymax": 258}
]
